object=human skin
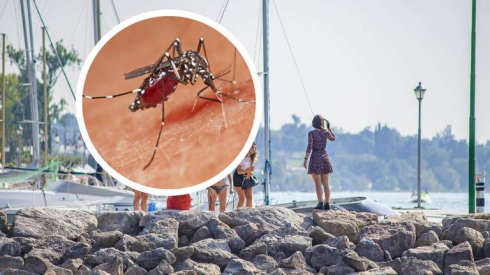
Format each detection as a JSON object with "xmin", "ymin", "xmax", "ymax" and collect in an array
[{"xmin": 82, "ymin": 17, "xmax": 256, "ymax": 189}]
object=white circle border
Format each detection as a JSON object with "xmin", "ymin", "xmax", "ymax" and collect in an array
[{"xmin": 76, "ymin": 10, "xmax": 263, "ymax": 196}]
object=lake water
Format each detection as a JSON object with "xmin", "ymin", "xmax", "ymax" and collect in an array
[{"xmin": 257, "ymin": 191, "xmax": 489, "ymax": 214}]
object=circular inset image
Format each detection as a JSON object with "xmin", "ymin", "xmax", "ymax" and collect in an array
[{"xmin": 76, "ymin": 10, "xmax": 262, "ymax": 195}]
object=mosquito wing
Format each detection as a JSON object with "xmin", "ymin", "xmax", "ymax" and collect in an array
[{"xmin": 124, "ymin": 63, "xmax": 157, "ymax": 79}]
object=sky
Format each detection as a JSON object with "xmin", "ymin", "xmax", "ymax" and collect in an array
[{"xmin": 1, "ymin": 0, "xmax": 489, "ymax": 143}]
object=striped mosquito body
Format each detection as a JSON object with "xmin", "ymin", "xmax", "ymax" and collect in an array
[{"xmin": 83, "ymin": 38, "xmax": 253, "ymax": 170}]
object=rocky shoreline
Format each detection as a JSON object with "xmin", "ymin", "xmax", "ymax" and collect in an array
[{"xmin": 0, "ymin": 207, "xmax": 489, "ymax": 274}]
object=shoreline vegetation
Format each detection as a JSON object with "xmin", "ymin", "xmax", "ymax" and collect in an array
[
  {"xmin": 0, "ymin": 207, "xmax": 489, "ymax": 274},
  {"xmin": 255, "ymin": 116, "xmax": 490, "ymax": 193}
]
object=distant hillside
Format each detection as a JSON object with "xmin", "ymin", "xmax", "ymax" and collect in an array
[{"xmin": 254, "ymin": 115, "xmax": 490, "ymax": 192}]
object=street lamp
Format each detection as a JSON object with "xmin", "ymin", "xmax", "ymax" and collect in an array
[{"xmin": 414, "ymin": 82, "xmax": 426, "ymax": 209}]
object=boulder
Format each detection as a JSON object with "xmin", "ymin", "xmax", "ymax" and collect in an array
[
  {"xmin": 0, "ymin": 255, "xmax": 23, "ymax": 272},
  {"xmin": 253, "ymin": 254, "xmax": 277, "ymax": 273},
  {"xmin": 91, "ymin": 230, "xmax": 123, "ymax": 248},
  {"xmin": 234, "ymin": 223, "xmax": 267, "ymax": 246},
  {"xmin": 93, "ymin": 256, "xmax": 124, "ymax": 275},
  {"xmin": 476, "ymin": 258, "xmax": 490, "ymax": 275},
  {"xmin": 63, "ymin": 242, "xmax": 91, "ymax": 261},
  {"xmin": 308, "ymin": 226, "xmax": 334, "ymax": 246},
  {"xmin": 219, "ymin": 207, "xmax": 307, "ymax": 232},
  {"xmin": 356, "ymin": 237, "xmax": 384, "ymax": 262},
  {"xmin": 485, "ymin": 239, "xmax": 490, "ymax": 258},
  {"xmin": 385, "ymin": 212, "xmax": 440, "ymax": 238},
  {"xmin": 279, "ymin": 251, "xmax": 306, "ymax": 270},
  {"xmin": 10, "ymin": 237, "xmax": 36, "ymax": 255},
  {"xmin": 0, "ymin": 238, "xmax": 20, "ymax": 257},
  {"xmin": 0, "ymin": 269, "xmax": 37, "ymax": 275},
  {"xmin": 452, "ymin": 226, "xmax": 485, "ymax": 259},
  {"xmin": 136, "ymin": 248, "xmax": 176, "ymax": 271},
  {"xmin": 444, "ymin": 241, "xmax": 474, "ymax": 273},
  {"xmin": 76, "ymin": 265, "xmax": 92, "ymax": 275},
  {"xmin": 23, "ymin": 255, "xmax": 72, "ymax": 275},
  {"xmin": 304, "ymin": 244, "xmax": 346, "ymax": 269},
  {"xmin": 138, "ymin": 218, "xmax": 178, "ymax": 249},
  {"xmin": 25, "ymin": 235, "xmax": 75, "ymax": 264},
  {"xmin": 97, "ymin": 211, "xmax": 144, "ymax": 235},
  {"xmin": 189, "ymin": 238, "xmax": 236, "ymax": 268},
  {"xmin": 384, "ymin": 256, "xmax": 442, "ymax": 275},
  {"xmin": 115, "ymin": 234, "xmax": 155, "ymax": 253},
  {"xmin": 146, "ymin": 261, "xmax": 173, "ymax": 275},
  {"xmin": 342, "ymin": 251, "xmax": 378, "ymax": 271},
  {"xmin": 324, "ymin": 235, "xmax": 355, "ymax": 250},
  {"xmin": 140, "ymin": 211, "xmax": 213, "ymax": 238},
  {"xmin": 313, "ymin": 210, "xmax": 377, "ymax": 242},
  {"xmin": 415, "ymin": 230, "xmax": 439, "ymax": 247},
  {"xmin": 446, "ymin": 260, "xmax": 479, "ymax": 275},
  {"xmin": 352, "ymin": 266, "xmax": 397, "ymax": 275},
  {"xmin": 123, "ymin": 265, "xmax": 147, "ymax": 275},
  {"xmin": 239, "ymin": 242, "xmax": 268, "ymax": 261},
  {"xmin": 171, "ymin": 246, "xmax": 195, "ymax": 261},
  {"xmin": 190, "ymin": 226, "xmax": 212, "ymax": 243},
  {"xmin": 252, "ymin": 233, "xmax": 311, "ymax": 258},
  {"xmin": 61, "ymin": 258, "xmax": 84, "ymax": 272},
  {"xmin": 357, "ymin": 221, "xmax": 416, "ymax": 258},
  {"xmin": 86, "ymin": 248, "xmax": 135, "ymax": 270},
  {"xmin": 319, "ymin": 262, "xmax": 355, "ymax": 275},
  {"xmin": 11, "ymin": 208, "xmax": 97, "ymax": 240},
  {"xmin": 223, "ymin": 258, "xmax": 263, "ymax": 275},
  {"xmin": 402, "ymin": 242, "xmax": 448, "ymax": 270},
  {"xmin": 173, "ymin": 258, "xmax": 221, "ymax": 275}
]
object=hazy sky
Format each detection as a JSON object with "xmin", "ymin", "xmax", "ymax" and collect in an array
[{"xmin": 1, "ymin": 0, "xmax": 489, "ymax": 142}]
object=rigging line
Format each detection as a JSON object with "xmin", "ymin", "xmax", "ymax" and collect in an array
[
  {"xmin": 0, "ymin": 0, "xmax": 8, "ymax": 22},
  {"xmin": 32, "ymin": 0, "xmax": 75, "ymax": 99},
  {"xmin": 68, "ymin": 1, "xmax": 88, "ymax": 44},
  {"xmin": 110, "ymin": 0, "xmax": 120, "ymax": 24},
  {"xmin": 13, "ymin": 1, "xmax": 22, "ymax": 49},
  {"xmin": 253, "ymin": 0, "xmax": 262, "ymax": 66},
  {"xmin": 272, "ymin": 0, "xmax": 314, "ymax": 116},
  {"xmin": 215, "ymin": 0, "xmax": 226, "ymax": 22},
  {"xmin": 217, "ymin": 0, "xmax": 230, "ymax": 24}
]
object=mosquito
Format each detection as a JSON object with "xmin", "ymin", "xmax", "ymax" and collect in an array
[{"xmin": 83, "ymin": 38, "xmax": 254, "ymax": 170}]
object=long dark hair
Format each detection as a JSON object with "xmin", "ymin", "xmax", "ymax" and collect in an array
[
  {"xmin": 312, "ymin": 115, "xmax": 326, "ymax": 130},
  {"xmin": 250, "ymin": 142, "xmax": 258, "ymax": 165}
]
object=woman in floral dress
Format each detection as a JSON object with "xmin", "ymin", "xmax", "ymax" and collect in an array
[{"xmin": 304, "ymin": 115, "xmax": 336, "ymax": 210}]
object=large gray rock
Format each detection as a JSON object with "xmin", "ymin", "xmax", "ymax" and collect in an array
[
  {"xmin": 97, "ymin": 212, "xmax": 144, "ymax": 235},
  {"xmin": 356, "ymin": 237, "xmax": 384, "ymax": 262},
  {"xmin": 476, "ymin": 258, "xmax": 490, "ymax": 275},
  {"xmin": 279, "ymin": 251, "xmax": 306, "ymax": 270},
  {"xmin": 219, "ymin": 207, "xmax": 307, "ymax": 232},
  {"xmin": 357, "ymin": 221, "xmax": 416, "ymax": 258},
  {"xmin": 123, "ymin": 265, "xmax": 147, "ymax": 275},
  {"xmin": 115, "ymin": 234, "xmax": 156, "ymax": 253},
  {"xmin": 342, "ymin": 251, "xmax": 378, "ymax": 271},
  {"xmin": 484, "ymin": 239, "xmax": 490, "ymax": 258},
  {"xmin": 136, "ymin": 248, "xmax": 176, "ymax": 271},
  {"xmin": 0, "ymin": 255, "xmax": 23, "ymax": 272},
  {"xmin": 173, "ymin": 258, "xmax": 221, "ymax": 275},
  {"xmin": 324, "ymin": 235, "xmax": 355, "ymax": 250},
  {"xmin": 0, "ymin": 238, "xmax": 20, "ymax": 257},
  {"xmin": 252, "ymin": 233, "xmax": 311, "ymax": 258},
  {"xmin": 189, "ymin": 226, "xmax": 212, "ymax": 243},
  {"xmin": 304, "ymin": 244, "xmax": 346, "ymax": 269},
  {"xmin": 452, "ymin": 226, "xmax": 485, "ymax": 260},
  {"xmin": 146, "ymin": 260, "xmax": 173, "ymax": 275},
  {"xmin": 91, "ymin": 230, "xmax": 123, "ymax": 248},
  {"xmin": 12, "ymin": 208, "xmax": 96, "ymax": 240},
  {"xmin": 86, "ymin": 248, "xmax": 135, "ymax": 270},
  {"xmin": 385, "ymin": 212, "xmax": 440, "ymax": 238},
  {"xmin": 319, "ymin": 262, "xmax": 354, "ymax": 275},
  {"xmin": 138, "ymin": 218, "xmax": 178, "ymax": 249},
  {"xmin": 61, "ymin": 258, "xmax": 83, "ymax": 273},
  {"xmin": 235, "ymin": 223, "xmax": 267, "ymax": 246},
  {"xmin": 171, "ymin": 246, "xmax": 194, "ymax": 261},
  {"xmin": 253, "ymin": 254, "xmax": 277, "ymax": 273},
  {"xmin": 444, "ymin": 241, "xmax": 474, "ymax": 273},
  {"xmin": 0, "ymin": 268, "xmax": 37, "ymax": 275},
  {"xmin": 190, "ymin": 238, "xmax": 236, "ymax": 268},
  {"xmin": 352, "ymin": 266, "xmax": 397, "ymax": 275},
  {"xmin": 25, "ymin": 235, "xmax": 75, "ymax": 264},
  {"xmin": 446, "ymin": 260, "xmax": 479, "ymax": 275},
  {"xmin": 415, "ymin": 230, "xmax": 439, "ymax": 247},
  {"xmin": 10, "ymin": 237, "xmax": 36, "ymax": 255},
  {"xmin": 223, "ymin": 258, "xmax": 263, "ymax": 275},
  {"xmin": 383, "ymin": 256, "xmax": 442, "ymax": 275},
  {"xmin": 23, "ymin": 255, "xmax": 73, "ymax": 275},
  {"xmin": 93, "ymin": 256, "xmax": 124, "ymax": 275},
  {"xmin": 313, "ymin": 210, "xmax": 377, "ymax": 242},
  {"xmin": 140, "ymin": 211, "xmax": 213, "ymax": 238},
  {"xmin": 402, "ymin": 242, "xmax": 448, "ymax": 270},
  {"xmin": 239, "ymin": 242, "xmax": 268, "ymax": 261},
  {"xmin": 308, "ymin": 226, "xmax": 334, "ymax": 246},
  {"xmin": 63, "ymin": 242, "xmax": 91, "ymax": 261}
]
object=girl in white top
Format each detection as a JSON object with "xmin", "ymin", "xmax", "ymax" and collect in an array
[{"xmin": 233, "ymin": 142, "xmax": 258, "ymax": 208}]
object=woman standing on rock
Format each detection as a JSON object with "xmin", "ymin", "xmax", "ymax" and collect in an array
[
  {"xmin": 133, "ymin": 190, "xmax": 148, "ymax": 212},
  {"xmin": 234, "ymin": 142, "xmax": 258, "ymax": 208},
  {"xmin": 304, "ymin": 115, "xmax": 335, "ymax": 210},
  {"xmin": 208, "ymin": 173, "xmax": 234, "ymax": 213}
]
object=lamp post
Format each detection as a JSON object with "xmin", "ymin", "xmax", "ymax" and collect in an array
[{"xmin": 414, "ymin": 82, "xmax": 426, "ymax": 209}]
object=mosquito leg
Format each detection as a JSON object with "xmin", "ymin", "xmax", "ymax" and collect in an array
[
  {"xmin": 83, "ymin": 89, "xmax": 141, "ymax": 99},
  {"xmin": 143, "ymin": 83, "xmax": 167, "ymax": 170},
  {"xmin": 197, "ymin": 85, "xmax": 222, "ymax": 103}
]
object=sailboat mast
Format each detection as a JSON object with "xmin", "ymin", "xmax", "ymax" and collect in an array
[
  {"xmin": 92, "ymin": 0, "xmax": 100, "ymax": 45},
  {"xmin": 262, "ymin": 0, "xmax": 271, "ymax": 205},
  {"xmin": 468, "ymin": 0, "xmax": 477, "ymax": 213}
]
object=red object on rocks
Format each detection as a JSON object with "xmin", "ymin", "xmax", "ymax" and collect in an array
[{"xmin": 166, "ymin": 195, "xmax": 191, "ymax": 210}]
